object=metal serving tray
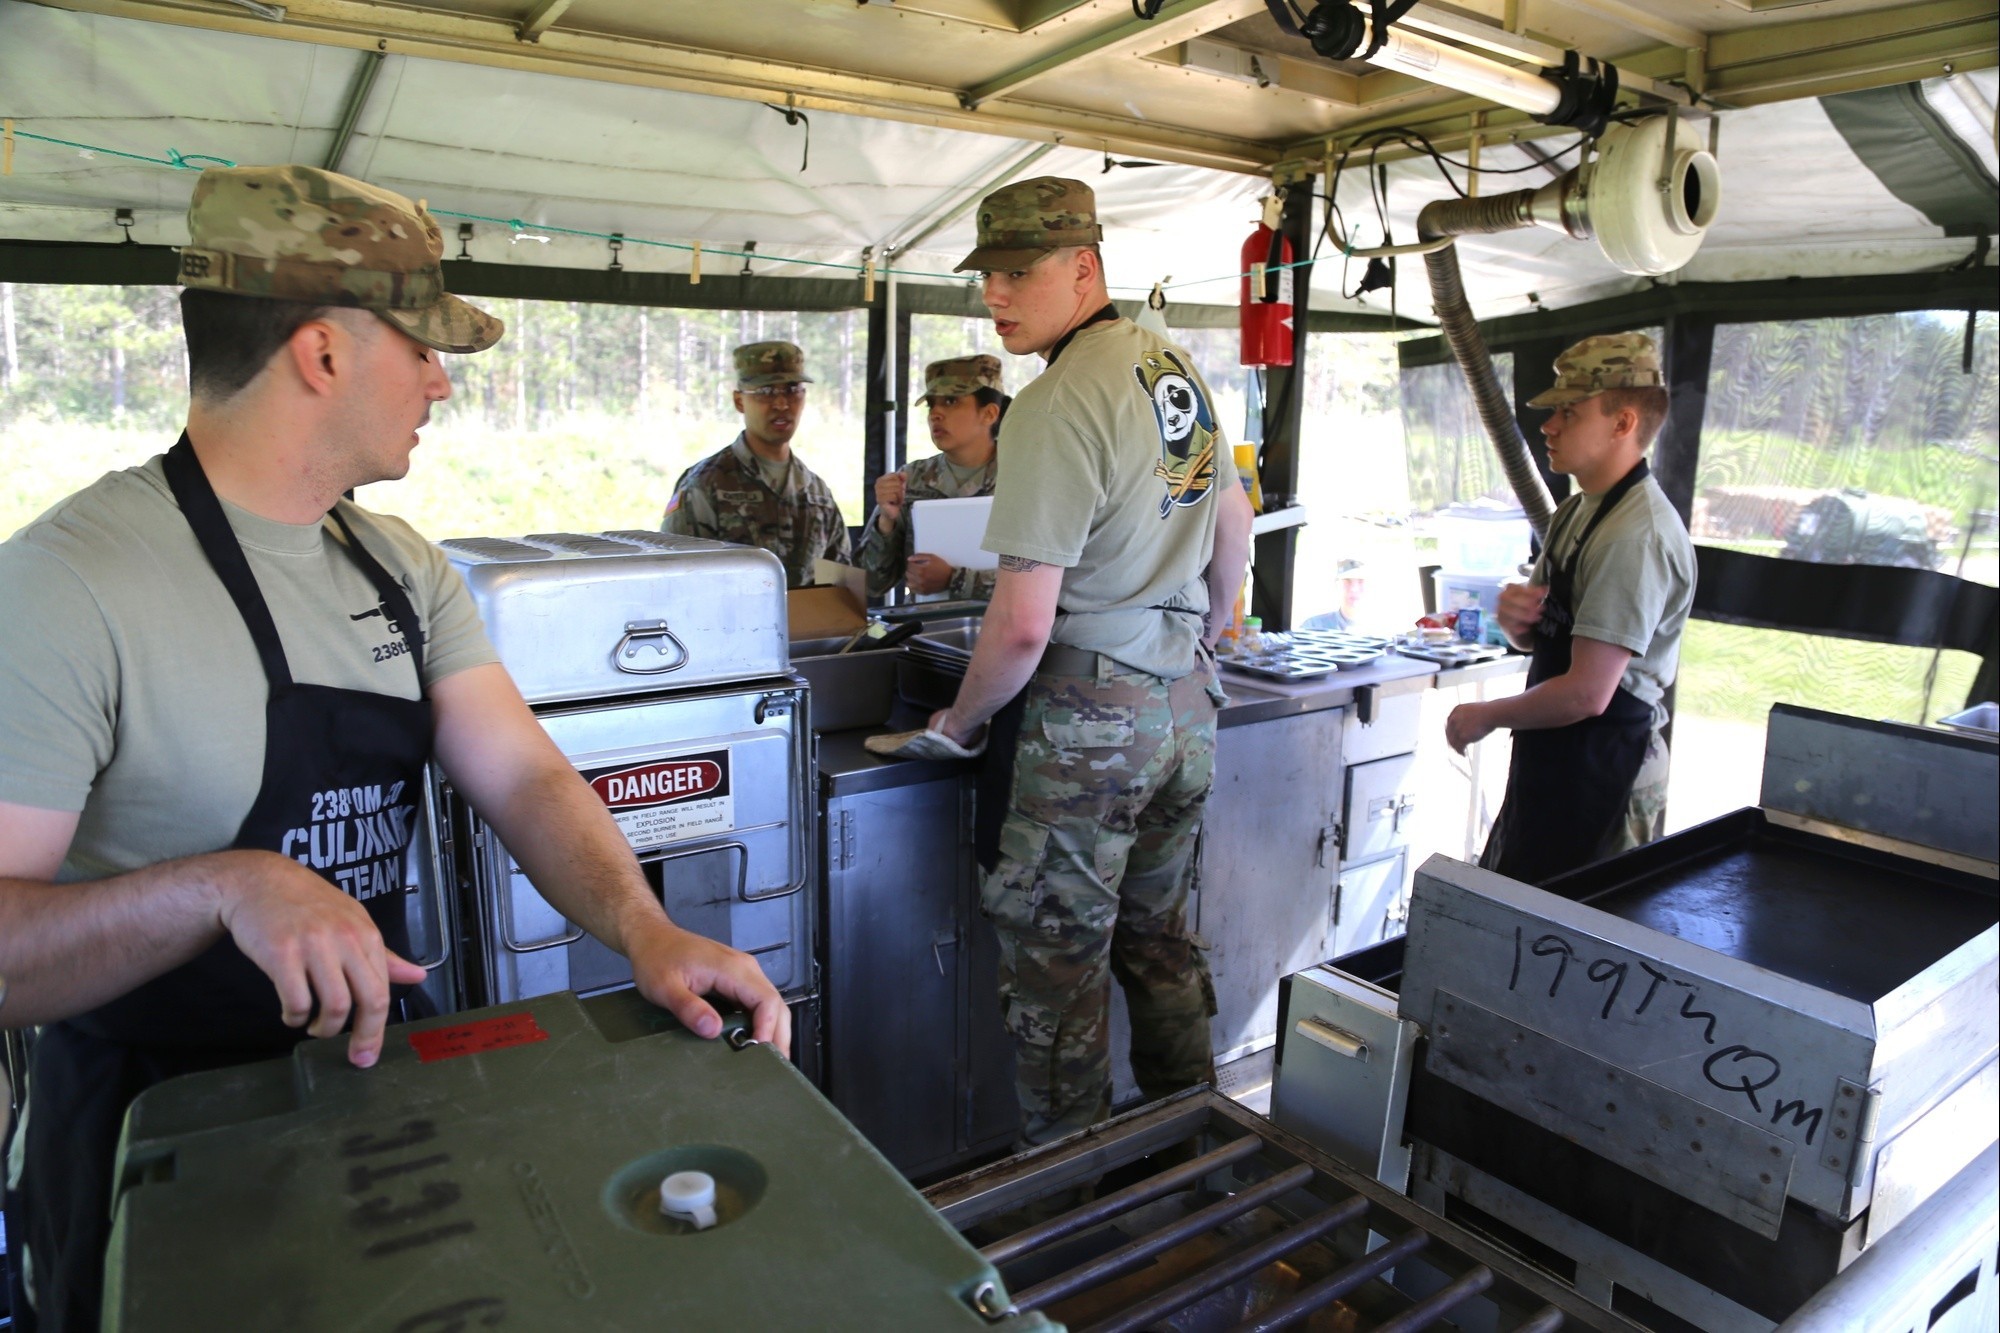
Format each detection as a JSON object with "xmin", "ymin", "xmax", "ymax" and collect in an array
[
  {"xmin": 1398, "ymin": 811, "xmax": 1998, "ymax": 1233},
  {"xmin": 1218, "ymin": 631, "xmax": 1389, "ymax": 681},
  {"xmin": 439, "ymin": 530, "xmax": 788, "ymax": 704},
  {"xmin": 1394, "ymin": 641, "xmax": 1507, "ymax": 667}
]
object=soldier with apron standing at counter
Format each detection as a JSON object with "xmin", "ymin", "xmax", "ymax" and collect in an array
[
  {"xmin": 1446, "ymin": 333, "xmax": 1697, "ymax": 884},
  {"xmin": 911, "ymin": 177, "xmax": 1256, "ymax": 1147},
  {"xmin": 0, "ymin": 166, "xmax": 788, "ymax": 1331}
]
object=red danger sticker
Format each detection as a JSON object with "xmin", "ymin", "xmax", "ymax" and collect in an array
[
  {"xmin": 581, "ymin": 748, "xmax": 736, "ymax": 851},
  {"xmin": 588, "ymin": 754, "xmax": 728, "ymax": 810},
  {"xmin": 408, "ymin": 1012, "xmax": 550, "ymax": 1063}
]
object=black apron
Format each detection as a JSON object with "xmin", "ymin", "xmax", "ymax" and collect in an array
[
  {"xmin": 1479, "ymin": 460, "xmax": 1656, "ymax": 886},
  {"xmin": 6, "ymin": 437, "xmax": 434, "ymax": 1331}
]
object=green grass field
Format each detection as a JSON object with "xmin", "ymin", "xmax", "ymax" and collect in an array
[{"xmin": 7, "ymin": 420, "xmax": 1988, "ymax": 728}]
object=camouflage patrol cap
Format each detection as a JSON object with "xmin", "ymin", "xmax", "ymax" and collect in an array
[
  {"xmin": 954, "ymin": 176, "xmax": 1105, "ymax": 273},
  {"xmin": 1527, "ymin": 332, "xmax": 1665, "ymax": 409},
  {"xmin": 179, "ymin": 164, "xmax": 502, "ymax": 355},
  {"xmin": 919, "ymin": 354, "xmax": 1004, "ymax": 403},
  {"xmin": 734, "ymin": 340, "xmax": 814, "ymax": 388}
]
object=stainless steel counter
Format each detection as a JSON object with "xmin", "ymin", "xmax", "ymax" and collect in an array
[
  {"xmin": 817, "ymin": 650, "xmax": 1443, "ymax": 795},
  {"xmin": 806, "ymin": 641, "xmax": 1456, "ymax": 1174}
]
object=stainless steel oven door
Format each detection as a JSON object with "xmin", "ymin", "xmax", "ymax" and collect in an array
[{"xmin": 450, "ymin": 679, "xmax": 812, "ymax": 1006}]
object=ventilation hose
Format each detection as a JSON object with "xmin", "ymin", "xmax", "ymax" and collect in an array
[{"xmin": 1418, "ymin": 191, "xmax": 1559, "ymax": 540}]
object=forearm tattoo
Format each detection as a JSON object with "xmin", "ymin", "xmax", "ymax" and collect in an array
[{"xmin": 999, "ymin": 555, "xmax": 1043, "ymax": 572}]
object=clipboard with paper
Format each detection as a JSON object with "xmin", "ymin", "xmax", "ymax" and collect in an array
[{"xmin": 909, "ymin": 496, "xmax": 998, "ymax": 571}]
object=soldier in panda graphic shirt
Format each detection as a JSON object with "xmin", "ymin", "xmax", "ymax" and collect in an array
[{"xmin": 920, "ymin": 176, "xmax": 1255, "ymax": 1149}]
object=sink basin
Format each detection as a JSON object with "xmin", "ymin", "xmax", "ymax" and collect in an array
[{"xmin": 792, "ymin": 648, "xmax": 903, "ymax": 733}]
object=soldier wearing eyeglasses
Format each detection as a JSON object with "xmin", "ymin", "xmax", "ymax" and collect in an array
[{"xmin": 662, "ymin": 340, "xmax": 851, "ymax": 587}]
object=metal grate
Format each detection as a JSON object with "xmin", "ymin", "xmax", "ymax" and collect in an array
[
  {"xmin": 435, "ymin": 536, "xmax": 554, "ymax": 561},
  {"xmin": 521, "ymin": 531, "xmax": 649, "ymax": 555},
  {"xmin": 926, "ymin": 1089, "xmax": 1636, "ymax": 1333},
  {"xmin": 599, "ymin": 529, "xmax": 684, "ymax": 550}
]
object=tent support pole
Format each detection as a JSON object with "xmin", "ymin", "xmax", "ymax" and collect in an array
[
  {"xmin": 1250, "ymin": 179, "xmax": 1314, "ymax": 632},
  {"xmin": 325, "ymin": 49, "xmax": 387, "ymax": 174}
]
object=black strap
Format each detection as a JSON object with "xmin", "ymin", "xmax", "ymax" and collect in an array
[
  {"xmin": 1559, "ymin": 458, "xmax": 1650, "ymax": 578},
  {"xmin": 328, "ymin": 507, "xmax": 427, "ymax": 684},
  {"xmin": 162, "ymin": 435, "xmax": 294, "ymax": 689},
  {"xmin": 1047, "ymin": 304, "xmax": 1122, "ymax": 366},
  {"xmin": 163, "ymin": 435, "xmax": 428, "ymax": 691},
  {"xmin": 1262, "ymin": 0, "xmax": 1305, "ymax": 35}
]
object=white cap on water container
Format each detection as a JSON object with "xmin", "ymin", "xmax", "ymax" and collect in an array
[{"xmin": 659, "ymin": 1171, "xmax": 718, "ymax": 1230}]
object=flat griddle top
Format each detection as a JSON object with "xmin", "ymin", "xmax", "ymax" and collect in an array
[{"xmin": 1551, "ymin": 810, "xmax": 1996, "ymax": 1004}]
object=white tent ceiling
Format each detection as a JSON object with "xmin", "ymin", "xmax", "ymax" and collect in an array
[{"xmin": 0, "ymin": 3, "xmax": 1992, "ymax": 320}]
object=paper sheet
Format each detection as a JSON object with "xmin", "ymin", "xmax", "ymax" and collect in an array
[{"xmin": 910, "ymin": 496, "xmax": 998, "ymax": 571}]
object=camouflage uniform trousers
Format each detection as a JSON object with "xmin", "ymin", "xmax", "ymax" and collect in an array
[
  {"xmin": 1607, "ymin": 728, "xmax": 1671, "ymax": 855},
  {"xmin": 981, "ymin": 651, "xmax": 1222, "ymax": 1148}
]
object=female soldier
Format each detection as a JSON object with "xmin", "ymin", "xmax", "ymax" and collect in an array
[{"xmin": 856, "ymin": 354, "xmax": 1009, "ymax": 600}]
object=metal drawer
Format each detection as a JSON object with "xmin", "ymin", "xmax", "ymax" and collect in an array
[
  {"xmin": 1341, "ymin": 687, "xmax": 1424, "ymax": 765},
  {"xmin": 1272, "ymin": 963, "xmax": 1420, "ymax": 1190},
  {"xmin": 1345, "ymin": 751, "xmax": 1419, "ymax": 864},
  {"xmin": 1335, "ymin": 851, "xmax": 1411, "ymax": 960}
]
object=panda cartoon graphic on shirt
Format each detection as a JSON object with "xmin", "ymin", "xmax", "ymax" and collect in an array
[{"xmin": 1133, "ymin": 348, "xmax": 1218, "ymax": 518}]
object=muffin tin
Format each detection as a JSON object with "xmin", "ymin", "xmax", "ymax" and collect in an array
[{"xmin": 1216, "ymin": 629, "xmax": 1390, "ymax": 681}]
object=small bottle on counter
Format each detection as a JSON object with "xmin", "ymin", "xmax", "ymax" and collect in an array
[{"xmin": 1240, "ymin": 615, "xmax": 1266, "ymax": 654}]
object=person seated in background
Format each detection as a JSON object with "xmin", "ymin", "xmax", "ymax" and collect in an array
[
  {"xmin": 662, "ymin": 340, "xmax": 850, "ymax": 587},
  {"xmin": 855, "ymin": 355, "xmax": 1008, "ymax": 601}
]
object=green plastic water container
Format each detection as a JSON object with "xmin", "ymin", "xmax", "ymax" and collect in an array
[{"xmin": 104, "ymin": 990, "xmax": 1057, "ymax": 1331}]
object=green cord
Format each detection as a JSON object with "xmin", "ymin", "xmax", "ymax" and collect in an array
[{"xmin": 8, "ymin": 127, "xmax": 1315, "ymax": 293}]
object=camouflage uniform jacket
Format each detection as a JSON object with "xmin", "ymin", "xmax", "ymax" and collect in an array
[
  {"xmin": 854, "ymin": 452, "xmax": 999, "ymax": 601},
  {"xmin": 662, "ymin": 433, "xmax": 851, "ymax": 588}
]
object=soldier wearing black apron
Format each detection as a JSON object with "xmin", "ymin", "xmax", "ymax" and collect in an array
[
  {"xmin": 0, "ymin": 165, "xmax": 789, "ymax": 1330},
  {"xmin": 1447, "ymin": 333, "xmax": 1698, "ymax": 885},
  {"xmin": 9, "ymin": 440, "xmax": 438, "ymax": 1329}
]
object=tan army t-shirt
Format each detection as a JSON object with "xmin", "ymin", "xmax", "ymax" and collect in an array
[
  {"xmin": 0, "ymin": 455, "xmax": 498, "ymax": 883},
  {"xmin": 981, "ymin": 319, "xmax": 1238, "ymax": 679},
  {"xmin": 1530, "ymin": 473, "xmax": 1696, "ymax": 727}
]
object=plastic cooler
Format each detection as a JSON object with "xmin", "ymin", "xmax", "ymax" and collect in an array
[
  {"xmin": 103, "ymin": 990, "xmax": 1056, "ymax": 1332},
  {"xmin": 1433, "ymin": 505, "xmax": 1531, "ymax": 574},
  {"xmin": 1432, "ymin": 569, "xmax": 1511, "ymax": 646}
]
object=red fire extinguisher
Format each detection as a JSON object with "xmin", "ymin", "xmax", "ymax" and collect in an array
[{"xmin": 1239, "ymin": 219, "xmax": 1294, "ymax": 368}]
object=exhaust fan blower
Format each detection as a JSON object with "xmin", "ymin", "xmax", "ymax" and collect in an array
[
  {"xmin": 1415, "ymin": 114, "xmax": 1722, "ymax": 534},
  {"xmin": 1507, "ymin": 114, "xmax": 1721, "ymax": 275}
]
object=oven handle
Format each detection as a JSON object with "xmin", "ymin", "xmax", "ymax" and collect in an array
[
  {"xmin": 407, "ymin": 776, "xmax": 455, "ymax": 973},
  {"xmin": 497, "ymin": 853, "xmax": 588, "ymax": 954},
  {"xmin": 637, "ymin": 836, "xmax": 807, "ymax": 904},
  {"xmin": 614, "ymin": 620, "xmax": 690, "ymax": 675}
]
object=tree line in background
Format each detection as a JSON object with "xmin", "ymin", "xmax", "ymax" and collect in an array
[
  {"xmin": 0, "ymin": 283, "xmax": 878, "ymax": 432},
  {"xmin": 1400, "ymin": 312, "xmax": 1998, "ymax": 531},
  {"xmin": 4, "ymin": 285, "xmax": 1989, "ymax": 533}
]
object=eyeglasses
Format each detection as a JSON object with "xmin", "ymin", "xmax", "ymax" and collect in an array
[{"xmin": 743, "ymin": 384, "xmax": 809, "ymax": 400}]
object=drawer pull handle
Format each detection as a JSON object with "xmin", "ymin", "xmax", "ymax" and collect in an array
[{"xmin": 1296, "ymin": 1017, "xmax": 1369, "ymax": 1061}]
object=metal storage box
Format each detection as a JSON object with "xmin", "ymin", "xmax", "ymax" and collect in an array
[
  {"xmin": 439, "ymin": 531, "xmax": 787, "ymax": 704},
  {"xmin": 424, "ymin": 530, "xmax": 811, "ymax": 1014},
  {"xmin": 104, "ymin": 991, "xmax": 1051, "ymax": 1331}
]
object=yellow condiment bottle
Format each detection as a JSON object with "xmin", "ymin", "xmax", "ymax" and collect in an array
[{"xmin": 1234, "ymin": 443, "xmax": 1264, "ymax": 514}]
